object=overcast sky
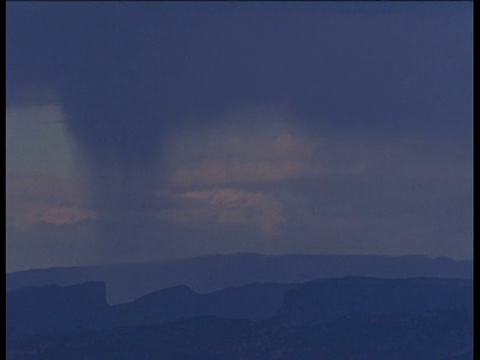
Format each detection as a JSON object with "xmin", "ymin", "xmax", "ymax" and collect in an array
[{"xmin": 6, "ymin": 2, "xmax": 473, "ymax": 271}]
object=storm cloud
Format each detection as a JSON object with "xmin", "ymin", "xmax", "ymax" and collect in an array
[{"xmin": 6, "ymin": 2, "xmax": 473, "ymax": 269}]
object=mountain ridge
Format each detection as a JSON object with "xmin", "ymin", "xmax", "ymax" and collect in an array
[
  {"xmin": 7, "ymin": 277, "xmax": 473, "ymax": 359},
  {"xmin": 6, "ymin": 253, "xmax": 473, "ymax": 305}
]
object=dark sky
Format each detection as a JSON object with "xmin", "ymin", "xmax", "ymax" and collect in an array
[{"xmin": 6, "ymin": 2, "xmax": 473, "ymax": 271}]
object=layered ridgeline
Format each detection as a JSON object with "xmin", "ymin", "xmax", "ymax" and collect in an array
[
  {"xmin": 7, "ymin": 277, "xmax": 473, "ymax": 359},
  {"xmin": 6, "ymin": 253, "xmax": 473, "ymax": 304}
]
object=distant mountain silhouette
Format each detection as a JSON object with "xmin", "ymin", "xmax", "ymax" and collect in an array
[
  {"xmin": 6, "ymin": 282, "xmax": 108, "ymax": 341},
  {"xmin": 276, "ymin": 277, "xmax": 473, "ymax": 325},
  {"xmin": 7, "ymin": 276, "xmax": 472, "ymax": 347},
  {"xmin": 7, "ymin": 281, "xmax": 295, "ymax": 339},
  {"xmin": 6, "ymin": 253, "xmax": 473, "ymax": 304},
  {"xmin": 8, "ymin": 309, "xmax": 473, "ymax": 360},
  {"xmin": 108, "ymin": 282, "xmax": 295, "ymax": 328}
]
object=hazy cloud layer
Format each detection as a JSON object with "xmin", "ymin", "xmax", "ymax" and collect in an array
[
  {"xmin": 158, "ymin": 188, "xmax": 286, "ymax": 237},
  {"xmin": 6, "ymin": 174, "xmax": 95, "ymax": 229},
  {"xmin": 6, "ymin": 2, "xmax": 472, "ymax": 270},
  {"xmin": 6, "ymin": 104, "xmax": 472, "ymax": 270},
  {"xmin": 6, "ymin": 104, "xmax": 85, "ymax": 179}
]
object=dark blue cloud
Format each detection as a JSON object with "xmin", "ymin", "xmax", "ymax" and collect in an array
[
  {"xmin": 6, "ymin": 2, "xmax": 472, "ymax": 265},
  {"xmin": 7, "ymin": 2, "xmax": 472, "ymax": 137}
]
